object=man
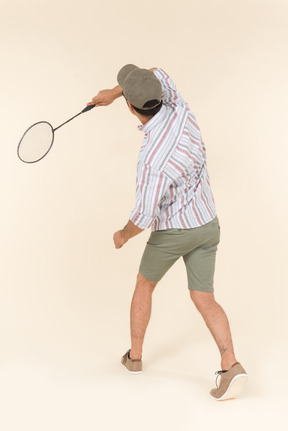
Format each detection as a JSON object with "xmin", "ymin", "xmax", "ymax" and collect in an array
[{"xmin": 87, "ymin": 65, "xmax": 247, "ymax": 400}]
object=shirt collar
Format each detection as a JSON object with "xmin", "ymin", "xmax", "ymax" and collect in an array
[{"xmin": 137, "ymin": 105, "xmax": 168, "ymax": 134}]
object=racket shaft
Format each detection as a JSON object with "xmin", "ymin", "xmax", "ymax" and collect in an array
[{"xmin": 54, "ymin": 105, "xmax": 95, "ymax": 131}]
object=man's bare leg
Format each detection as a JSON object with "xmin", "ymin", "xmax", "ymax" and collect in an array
[
  {"xmin": 129, "ymin": 276, "xmax": 237, "ymax": 368},
  {"xmin": 190, "ymin": 290, "xmax": 237, "ymax": 370},
  {"xmin": 129, "ymin": 273, "xmax": 157, "ymax": 360}
]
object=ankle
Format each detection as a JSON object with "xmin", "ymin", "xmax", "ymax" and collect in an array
[
  {"xmin": 129, "ymin": 349, "xmax": 142, "ymax": 360},
  {"xmin": 221, "ymin": 358, "xmax": 238, "ymax": 370},
  {"xmin": 220, "ymin": 352, "xmax": 237, "ymax": 370}
]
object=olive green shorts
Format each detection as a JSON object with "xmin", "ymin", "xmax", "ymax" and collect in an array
[{"xmin": 139, "ymin": 216, "xmax": 220, "ymax": 292}]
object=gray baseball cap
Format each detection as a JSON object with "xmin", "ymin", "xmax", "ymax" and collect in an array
[{"xmin": 117, "ymin": 64, "xmax": 162, "ymax": 110}]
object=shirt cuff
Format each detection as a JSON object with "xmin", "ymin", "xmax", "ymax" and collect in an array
[{"xmin": 129, "ymin": 209, "xmax": 154, "ymax": 230}]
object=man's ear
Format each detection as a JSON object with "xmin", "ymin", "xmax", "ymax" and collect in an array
[{"xmin": 127, "ymin": 101, "xmax": 136, "ymax": 115}]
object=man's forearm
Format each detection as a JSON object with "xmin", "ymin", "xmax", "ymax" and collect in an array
[
  {"xmin": 87, "ymin": 84, "xmax": 123, "ymax": 107},
  {"xmin": 111, "ymin": 84, "xmax": 123, "ymax": 99},
  {"xmin": 113, "ymin": 220, "xmax": 144, "ymax": 249},
  {"xmin": 122, "ymin": 220, "xmax": 144, "ymax": 242}
]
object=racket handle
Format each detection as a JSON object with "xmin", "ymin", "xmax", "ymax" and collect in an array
[{"xmin": 82, "ymin": 104, "xmax": 95, "ymax": 113}]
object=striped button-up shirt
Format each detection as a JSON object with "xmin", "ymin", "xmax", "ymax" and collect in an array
[{"xmin": 130, "ymin": 68, "xmax": 217, "ymax": 231}]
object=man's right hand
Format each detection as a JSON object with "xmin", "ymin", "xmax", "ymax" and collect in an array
[{"xmin": 87, "ymin": 85, "xmax": 122, "ymax": 107}]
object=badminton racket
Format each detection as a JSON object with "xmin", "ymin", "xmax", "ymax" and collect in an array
[{"xmin": 17, "ymin": 104, "xmax": 95, "ymax": 163}]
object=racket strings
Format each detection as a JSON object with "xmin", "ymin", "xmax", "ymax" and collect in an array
[{"xmin": 18, "ymin": 122, "xmax": 54, "ymax": 163}]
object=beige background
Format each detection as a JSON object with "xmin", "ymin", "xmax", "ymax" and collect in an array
[{"xmin": 1, "ymin": 0, "xmax": 288, "ymax": 430}]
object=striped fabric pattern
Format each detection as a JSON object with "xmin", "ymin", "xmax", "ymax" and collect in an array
[{"xmin": 130, "ymin": 68, "xmax": 217, "ymax": 231}]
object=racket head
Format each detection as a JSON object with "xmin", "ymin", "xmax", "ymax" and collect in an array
[{"xmin": 17, "ymin": 121, "xmax": 54, "ymax": 163}]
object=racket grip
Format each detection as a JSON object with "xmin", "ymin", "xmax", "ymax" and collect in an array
[{"xmin": 82, "ymin": 104, "xmax": 95, "ymax": 113}]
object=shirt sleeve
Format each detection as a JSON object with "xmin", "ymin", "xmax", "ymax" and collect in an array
[
  {"xmin": 153, "ymin": 68, "xmax": 186, "ymax": 108},
  {"xmin": 130, "ymin": 163, "xmax": 171, "ymax": 229}
]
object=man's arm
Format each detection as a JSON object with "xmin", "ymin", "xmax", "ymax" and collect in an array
[
  {"xmin": 113, "ymin": 220, "xmax": 143, "ymax": 249},
  {"xmin": 114, "ymin": 165, "xmax": 170, "ymax": 249},
  {"xmin": 153, "ymin": 68, "xmax": 185, "ymax": 107},
  {"xmin": 86, "ymin": 84, "xmax": 123, "ymax": 107},
  {"xmin": 87, "ymin": 68, "xmax": 158, "ymax": 107}
]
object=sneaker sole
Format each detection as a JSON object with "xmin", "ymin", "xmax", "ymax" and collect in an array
[
  {"xmin": 121, "ymin": 362, "xmax": 142, "ymax": 374},
  {"xmin": 215, "ymin": 374, "xmax": 248, "ymax": 401}
]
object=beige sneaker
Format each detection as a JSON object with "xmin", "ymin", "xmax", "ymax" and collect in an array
[
  {"xmin": 210, "ymin": 362, "xmax": 248, "ymax": 401},
  {"xmin": 121, "ymin": 350, "xmax": 142, "ymax": 374}
]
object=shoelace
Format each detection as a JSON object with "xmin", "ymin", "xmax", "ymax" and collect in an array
[{"xmin": 215, "ymin": 369, "xmax": 228, "ymax": 388}]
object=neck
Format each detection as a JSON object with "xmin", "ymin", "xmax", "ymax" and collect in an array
[{"xmin": 137, "ymin": 113, "xmax": 153, "ymax": 125}]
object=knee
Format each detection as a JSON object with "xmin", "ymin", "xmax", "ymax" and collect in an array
[
  {"xmin": 189, "ymin": 290, "xmax": 216, "ymax": 311},
  {"xmin": 136, "ymin": 272, "xmax": 157, "ymax": 291}
]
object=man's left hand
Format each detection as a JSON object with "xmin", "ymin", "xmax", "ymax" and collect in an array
[{"xmin": 113, "ymin": 230, "xmax": 127, "ymax": 249}]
